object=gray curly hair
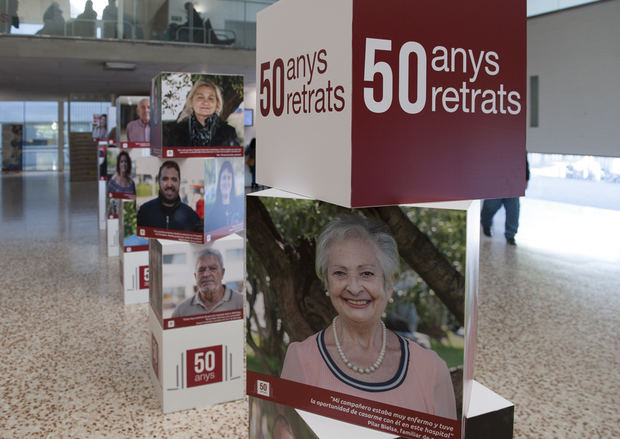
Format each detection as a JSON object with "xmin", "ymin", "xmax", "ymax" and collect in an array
[{"xmin": 315, "ymin": 215, "xmax": 399, "ymax": 291}]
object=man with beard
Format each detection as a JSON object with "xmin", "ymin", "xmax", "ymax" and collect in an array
[
  {"xmin": 172, "ymin": 248, "xmax": 243, "ymax": 317},
  {"xmin": 137, "ymin": 161, "xmax": 202, "ymax": 232}
]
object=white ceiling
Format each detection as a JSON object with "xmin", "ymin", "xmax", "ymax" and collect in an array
[{"xmin": 0, "ymin": 36, "xmax": 257, "ymax": 101}]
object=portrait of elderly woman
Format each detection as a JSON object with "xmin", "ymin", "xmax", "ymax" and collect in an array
[
  {"xmin": 107, "ymin": 150, "xmax": 135, "ymax": 194},
  {"xmin": 166, "ymin": 79, "xmax": 240, "ymax": 147},
  {"xmin": 279, "ymin": 216, "xmax": 457, "ymax": 420}
]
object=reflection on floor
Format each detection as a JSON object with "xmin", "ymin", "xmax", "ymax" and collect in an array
[
  {"xmin": 476, "ymin": 197, "xmax": 619, "ymax": 438},
  {"xmin": 0, "ymin": 172, "xmax": 618, "ymax": 438}
]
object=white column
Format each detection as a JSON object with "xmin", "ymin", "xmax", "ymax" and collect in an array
[{"xmin": 57, "ymin": 99, "xmax": 65, "ymax": 172}]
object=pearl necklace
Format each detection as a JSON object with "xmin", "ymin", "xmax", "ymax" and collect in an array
[{"xmin": 332, "ymin": 316, "xmax": 387, "ymax": 374}]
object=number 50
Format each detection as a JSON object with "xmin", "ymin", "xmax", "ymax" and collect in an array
[
  {"xmin": 194, "ymin": 350, "xmax": 215, "ymax": 374},
  {"xmin": 259, "ymin": 60, "xmax": 285, "ymax": 117},
  {"xmin": 363, "ymin": 38, "xmax": 427, "ymax": 114}
]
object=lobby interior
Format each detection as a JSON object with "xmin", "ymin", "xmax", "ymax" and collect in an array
[{"xmin": 1, "ymin": 1, "xmax": 619, "ymax": 438}]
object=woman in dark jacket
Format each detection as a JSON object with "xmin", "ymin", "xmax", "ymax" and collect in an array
[{"xmin": 166, "ymin": 79, "xmax": 240, "ymax": 147}]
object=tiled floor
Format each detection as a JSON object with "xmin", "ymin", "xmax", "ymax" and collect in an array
[
  {"xmin": 0, "ymin": 172, "xmax": 618, "ymax": 438},
  {"xmin": 476, "ymin": 198, "xmax": 620, "ymax": 438}
]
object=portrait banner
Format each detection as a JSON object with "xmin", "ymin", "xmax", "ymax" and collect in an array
[
  {"xmin": 116, "ymin": 95, "xmax": 151, "ymax": 148},
  {"xmin": 148, "ymin": 237, "xmax": 246, "ymax": 413},
  {"xmin": 106, "ymin": 146, "xmax": 150, "ymax": 200},
  {"xmin": 203, "ymin": 156, "xmax": 246, "ymax": 242},
  {"xmin": 135, "ymin": 156, "xmax": 207, "ymax": 243},
  {"xmin": 148, "ymin": 238, "xmax": 245, "ymax": 331},
  {"xmin": 150, "ymin": 72, "xmax": 245, "ymax": 159},
  {"xmin": 246, "ymin": 189, "xmax": 480, "ymax": 439},
  {"xmin": 2, "ymin": 124, "xmax": 23, "ymax": 171},
  {"xmin": 120, "ymin": 200, "xmax": 149, "ymax": 253}
]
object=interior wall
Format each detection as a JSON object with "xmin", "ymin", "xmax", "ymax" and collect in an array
[{"xmin": 527, "ymin": 0, "xmax": 620, "ymax": 157}]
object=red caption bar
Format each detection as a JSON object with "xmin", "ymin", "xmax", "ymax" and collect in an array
[{"xmin": 247, "ymin": 371, "xmax": 460, "ymax": 439}]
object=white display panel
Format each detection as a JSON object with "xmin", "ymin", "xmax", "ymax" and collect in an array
[
  {"xmin": 149, "ymin": 307, "xmax": 245, "ymax": 413},
  {"xmin": 98, "ymin": 180, "xmax": 107, "ymax": 230},
  {"xmin": 122, "ymin": 250, "xmax": 149, "ymax": 305},
  {"xmin": 256, "ymin": 0, "xmax": 353, "ymax": 207},
  {"xmin": 119, "ymin": 199, "xmax": 149, "ymax": 305},
  {"xmin": 246, "ymin": 189, "xmax": 479, "ymax": 439},
  {"xmin": 107, "ymin": 217, "xmax": 119, "ymax": 257}
]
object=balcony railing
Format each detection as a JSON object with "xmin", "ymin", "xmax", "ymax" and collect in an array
[{"xmin": 0, "ymin": 0, "xmax": 275, "ymax": 49}]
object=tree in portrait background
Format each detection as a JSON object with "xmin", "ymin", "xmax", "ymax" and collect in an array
[{"xmin": 246, "ymin": 197, "xmax": 467, "ymax": 416}]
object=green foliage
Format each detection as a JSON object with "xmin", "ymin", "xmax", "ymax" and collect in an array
[
  {"xmin": 246, "ymin": 342, "xmax": 284, "ymax": 376},
  {"xmin": 136, "ymin": 183, "xmax": 152, "ymax": 198},
  {"xmin": 160, "ymin": 73, "xmax": 193, "ymax": 121},
  {"xmin": 405, "ymin": 208, "xmax": 466, "ymax": 273},
  {"xmin": 106, "ymin": 150, "xmax": 116, "ymax": 172},
  {"xmin": 247, "ymin": 200, "xmax": 468, "ymax": 372},
  {"xmin": 397, "ymin": 207, "xmax": 467, "ymax": 335},
  {"xmin": 431, "ymin": 338, "xmax": 465, "ymax": 369},
  {"xmin": 123, "ymin": 201, "xmax": 137, "ymax": 238},
  {"xmin": 260, "ymin": 198, "xmax": 346, "ymax": 240}
]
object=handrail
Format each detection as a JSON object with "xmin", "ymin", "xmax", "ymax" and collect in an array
[
  {"xmin": 1, "ymin": 0, "xmax": 273, "ymax": 48},
  {"xmin": 173, "ymin": 24, "xmax": 236, "ymax": 45}
]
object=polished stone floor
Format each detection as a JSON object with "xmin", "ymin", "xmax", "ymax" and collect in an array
[{"xmin": 0, "ymin": 172, "xmax": 618, "ymax": 438}]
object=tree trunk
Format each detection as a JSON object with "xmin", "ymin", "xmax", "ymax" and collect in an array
[
  {"xmin": 247, "ymin": 198, "xmax": 465, "ymax": 345},
  {"xmin": 247, "ymin": 197, "xmax": 334, "ymax": 342},
  {"xmin": 362, "ymin": 206, "xmax": 465, "ymax": 325}
]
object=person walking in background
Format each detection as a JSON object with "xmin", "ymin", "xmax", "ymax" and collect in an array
[
  {"xmin": 481, "ymin": 157, "xmax": 530, "ymax": 246},
  {"xmin": 246, "ymin": 138, "xmax": 256, "ymax": 189}
]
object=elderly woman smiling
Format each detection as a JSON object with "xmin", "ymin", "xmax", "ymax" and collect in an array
[
  {"xmin": 166, "ymin": 79, "xmax": 240, "ymax": 147},
  {"xmin": 280, "ymin": 216, "xmax": 457, "ymax": 419}
]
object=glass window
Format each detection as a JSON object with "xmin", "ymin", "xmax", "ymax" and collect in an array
[
  {"xmin": 163, "ymin": 253, "xmax": 187, "ymax": 265},
  {"xmin": 3, "ymin": 0, "xmax": 277, "ymax": 48},
  {"xmin": 0, "ymin": 102, "xmax": 25, "ymax": 123}
]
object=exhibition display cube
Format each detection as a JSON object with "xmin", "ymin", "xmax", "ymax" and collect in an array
[
  {"xmin": 246, "ymin": 188, "xmax": 480, "ymax": 439},
  {"xmin": 256, "ymin": 0, "xmax": 526, "ymax": 207},
  {"xmin": 148, "ymin": 237, "xmax": 245, "ymax": 413}
]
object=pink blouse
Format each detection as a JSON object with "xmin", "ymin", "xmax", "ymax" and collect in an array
[{"xmin": 280, "ymin": 330, "xmax": 457, "ymax": 420}]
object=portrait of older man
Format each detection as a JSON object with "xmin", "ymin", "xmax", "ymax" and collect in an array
[
  {"xmin": 126, "ymin": 98, "xmax": 150, "ymax": 142},
  {"xmin": 172, "ymin": 248, "xmax": 243, "ymax": 317}
]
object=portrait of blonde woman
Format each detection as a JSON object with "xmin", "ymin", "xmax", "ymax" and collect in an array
[{"xmin": 166, "ymin": 79, "xmax": 240, "ymax": 147}]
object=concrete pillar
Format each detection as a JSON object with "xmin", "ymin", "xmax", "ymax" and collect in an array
[{"xmin": 57, "ymin": 99, "xmax": 65, "ymax": 172}]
